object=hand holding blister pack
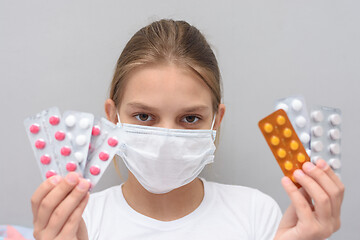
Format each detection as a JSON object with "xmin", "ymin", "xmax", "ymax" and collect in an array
[{"xmin": 24, "ymin": 107, "xmax": 120, "ymax": 188}]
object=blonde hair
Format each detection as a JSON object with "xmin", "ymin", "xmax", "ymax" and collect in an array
[{"xmin": 109, "ymin": 19, "xmax": 222, "ymax": 174}]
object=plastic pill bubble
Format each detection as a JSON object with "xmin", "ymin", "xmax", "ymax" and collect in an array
[
  {"xmin": 49, "ymin": 116, "xmax": 60, "ymax": 125},
  {"xmin": 66, "ymin": 162, "xmax": 77, "ymax": 172},
  {"xmin": 40, "ymin": 155, "xmax": 51, "ymax": 165},
  {"xmin": 329, "ymin": 158, "xmax": 341, "ymax": 169},
  {"xmin": 297, "ymin": 153, "xmax": 306, "ymax": 163},
  {"xmin": 75, "ymin": 135, "xmax": 87, "ymax": 146},
  {"xmin": 311, "ymin": 141, "xmax": 323, "ymax": 152},
  {"xmin": 79, "ymin": 118, "xmax": 90, "ymax": 129},
  {"xmin": 264, "ymin": 123, "xmax": 273, "ymax": 133},
  {"xmin": 329, "ymin": 143, "xmax": 340, "ymax": 155},
  {"xmin": 92, "ymin": 126, "xmax": 101, "ymax": 136},
  {"xmin": 300, "ymin": 133, "xmax": 310, "ymax": 144},
  {"xmin": 35, "ymin": 139, "xmax": 46, "ymax": 149},
  {"xmin": 270, "ymin": 136, "xmax": 280, "ymax": 146},
  {"xmin": 277, "ymin": 148, "xmax": 286, "ymax": 158},
  {"xmin": 329, "ymin": 114, "xmax": 341, "ymax": 126},
  {"xmin": 329, "ymin": 129, "xmax": 341, "ymax": 140},
  {"xmin": 55, "ymin": 131, "xmax": 66, "ymax": 141},
  {"xmin": 30, "ymin": 124, "xmax": 40, "ymax": 134},
  {"xmin": 60, "ymin": 146, "xmax": 71, "ymax": 156},
  {"xmin": 291, "ymin": 99, "xmax": 303, "ymax": 111},
  {"xmin": 45, "ymin": 170, "xmax": 57, "ymax": 179},
  {"xmin": 276, "ymin": 115, "xmax": 286, "ymax": 125},
  {"xmin": 90, "ymin": 165, "xmax": 100, "ymax": 176},
  {"xmin": 290, "ymin": 140, "xmax": 299, "ymax": 151},
  {"xmin": 295, "ymin": 116, "xmax": 306, "ymax": 128},
  {"xmin": 283, "ymin": 128, "xmax": 292, "ymax": 138},
  {"xmin": 284, "ymin": 161, "xmax": 293, "ymax": 171},
  {"xmin": 311, "ymin": 111, "xmax": 324, "ymax": 122},
  {"xmin": 276, "ymin": 103, "xmax": 289, "ymax": 112},
  {"xmin": 108, "ymin": 137, "xmax": 118, "ymax": 147},
  {"xmin": 99, "ymin": 151, "xmax": 110, "ymax": 161},
  {"xmin": 312, "ymin": 126, "xmax": 324, "ymax": 137},
  {"xmin": 65, "ymin": 115, "xmax": 76, "ymax": 127},
  {"xmin": 74, "ymin": 152, "xmax": 84, "ymax": 162}
]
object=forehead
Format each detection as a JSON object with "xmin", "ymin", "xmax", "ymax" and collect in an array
[{"xmin": 121, "ymin": 63, "xmax": 213, "ymax": 109}]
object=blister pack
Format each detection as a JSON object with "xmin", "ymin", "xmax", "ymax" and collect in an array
[
  {"xmin": 84, "ymin": 118, "xmax": 122, "ymax": 187},
  {"xmin": 310, "ymin": 106, "xmax": 342, "ymax": 175},
  {"xmin": 63, "ymin": 111, "xmax": 94, "ymax": 172},
  {"xmin": 258, "ymin": 109, "xmax": 310, "ymax": 187},
  {"xmin": 275, "ymin": 96, "xmax": 311, "ymax": 156}
]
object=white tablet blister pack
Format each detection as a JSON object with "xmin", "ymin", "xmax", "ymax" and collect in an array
[
  {"xmin": 310, "ymin": 106, "xmax": 342, "ymax": 174},
  {"xmin": 63, "ymin": 111, "xmax": 94, "ymax": 172},
  {"xmin": 275, "ymin": 96, "xmax": 311, "ymax": 156},
  {"xmin": 84, "ymin": 117, "xmax": 122, "ymax": 187}
]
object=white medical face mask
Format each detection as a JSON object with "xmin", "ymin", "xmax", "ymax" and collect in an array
[{"xmin": 116, "ymin": 113, "xmax": 217, "ymax": 194}]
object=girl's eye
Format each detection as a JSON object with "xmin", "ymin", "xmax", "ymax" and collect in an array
[
  {"xmin": 135, "ymin": 114, "xmax": 153, "ymax": 122},
  {"xmin": 183, "ymin": 115, "xmax": 199, "ymax": 124}
]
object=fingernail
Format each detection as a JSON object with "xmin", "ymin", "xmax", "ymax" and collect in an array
[
  {"xmin": 65, "ymin": 173, "xmax": 78, "ymax": 184},
  {"xmin": 77, "ymin": 179, "xmax": 90, "ymax": 191},
  {"xmin": 303, "ymin": 162, "xmax": 315, "ymax": 172},
  {"xmin": 294, "ymin": 169, "xmax": 305, "ymax": 178},
  {"xmin": 50, "ymin": 175, "xmax": 61, "ymax": 185},
  {"xmin": 316, "ymin": 159, "xmax": 328, "ymax": 170}
]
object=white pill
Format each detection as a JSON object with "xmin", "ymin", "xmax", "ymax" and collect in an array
[
  {"xmin": 74, "ymin": 152, "xmax": 84, "ymax": 162},
  {"xmin": 329, "ymin": 114, "xmax": 341, "ymax": 126},
  {"xmin": 311, "ymin": 155, "xmax": 322, "ymax": 164},
  {"xmin": 295, "ymin": 116, "xmax": 307, "ymax": 128},
  {"xmin": 65, "ymin": 115, "xmax": 76, "ymax": 127},
  {"xmin": 300, "ymin": 132, "xmax": 310, "ymax": 144},
  {"xmin": 79, "ymin": 118, "xmax": 90, "ymax": 129},
  {"xmin": 312, "ymin": 126, "xmax": 323, "ymax": 137},
  {"xmin": 311, "ymin": 110, "xmax": 324, "ymax": 122},
  {"xmin": 311, "ymin": 141, "xmax": 323, "ymax": 152},
  {"xmin": 276, "ymin": 103, "xmax": 289, "ymax": 112},
  {"xmin": 329, "ymin": 158, "xmax": 341, "ymax": 170},
  {"xmin": 329, "ymin": 129, "xmax": 341, "ymax": 140},
  {"xmin": 76, "ymin": 135, "xmax": 87, "ymax": 146},
  {"xmin": 329, "ymin": 143, "xmax": 340, "ymax": 155},
  {"xmin": 291, "ymin": 99, "xmax": 303, "ymax": 111}
]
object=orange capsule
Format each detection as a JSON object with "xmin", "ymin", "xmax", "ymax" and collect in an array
[
  {"xmin": 290, "ymin": 140, "xmax": 299, "ymax": 150},
  {"xmin": 264, "ymin": 123, "xmax": 273, "ymax": 133},
  {"xmin": 284, "ymin": 161, "xmax": 293, "ymax": 171},
  {"xmin": 276, "ymin": 115, "xmax": 286, "ymax": 125},
  {"xmin": 277, "ymin": 148, "xmax": 286, "ymax": 158},
  {"xmin": 270, "ymin": 136, "xmax": 280, "ymax": 146},
  {"xmin": 283, "ymin": 128, "xmax": 292, "ymax": 138},
  {"xmin": 297, "ymin": 153, "xmax": 306, "ymax": 163}
]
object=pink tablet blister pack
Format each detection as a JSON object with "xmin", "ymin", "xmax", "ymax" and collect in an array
[
  {"xmin": 84, "ymin": 117, "xmax": 123, "ymax": 187},
  {"xmin": 310, "ymin": 106, "xmax": 342, "ymax": 175},
  {"xmin": 24, "ymin": 107, "xmax": 120, "ymax": 188}
]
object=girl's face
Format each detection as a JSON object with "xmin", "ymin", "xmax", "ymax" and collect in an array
[{"xmin": 105, "ymin": 63, "xmax": 225, "ymax": 130}]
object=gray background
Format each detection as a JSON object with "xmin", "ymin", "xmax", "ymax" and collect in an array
[{"xmin": 0, "ymin": 0, "xmax": 359, "ymax": 239}]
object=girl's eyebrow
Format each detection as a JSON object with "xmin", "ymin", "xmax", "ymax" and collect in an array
[{"xmin": 126, "ymin": 102, "xmax": 210, "ymax": 113}]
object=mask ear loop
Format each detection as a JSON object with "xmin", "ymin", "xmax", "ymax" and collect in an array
[
  {"xmin": 116, "ymin": 112, "xmax": 122, "ymax": 126},
  {"xmin": 210, "ymin": 115, "xmax": 217, "ymax": 141}
]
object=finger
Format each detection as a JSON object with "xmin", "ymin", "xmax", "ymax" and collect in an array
[
  {"xmin": 58, "ymin": 192, "xmax": 90, "ymax": 238},
  {"xmin": 31, "ymin": 175, "xmax": 63, "ymax": 219},
  {"xmin": 281, "ymin": 176, "xmax": 313, "ymax": 221},
  {"xmin": 46, "ymin": 178, "xmax": 91, "ymax": 237},
  {"xmin": 316, "ymin": 159, "xmax": 345, "ymax": 204},
  {"xmin": 302, "ymin": 161, "xmax": 343, "ymax": 219},
  {"xmin": 35, "ymin": 172, "xmax": 80, "ymax": 231},
  {"xmin": 293, "ymin": 169, "xmax": 332, "ymax": 221}
]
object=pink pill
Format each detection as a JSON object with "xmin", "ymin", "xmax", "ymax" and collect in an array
[
  {"xmin": 40, "ymin": 155, "xmax": 51, "ymax": 165},
  {"xmin": 55, "ymin": 131, "xmax": 66, "ymax": 141},
  {"xmin": 66, "ymin": 162, "xmax": 77, "ymax": 172},
  {"xmin": 49, "ymin": 115, "xmax": 60, "ymax": 125},
  {"xmin": 92, "ymin": 126, "xmax": 101, "ymax": 136},
  {"xmin": 90, "ymin": 165, "xmax": 100, "ymax": 176},
  {"xmin": 35, "ymin": 139, "xmax": 46, "ymax": 149},
  {"xmin": 99, "ymin": 151, "xmax": 109, "ymax": 161},
  {"xmin": 45, "ymin": 170, "xmax": 57, "ymax": 179},
  {"xmin": 60, "ymin": 146, "xmax": 71, "ymax": 156},
  {"xmin": 108, "ymin": 137, "xmax": 118, "ymax": 147},
  {"xmin": 29, "ymin": 124, "xmax": 40, "ymax": 134}
]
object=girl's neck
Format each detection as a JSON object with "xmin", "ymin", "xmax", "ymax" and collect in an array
[{"xmin": 121, "ymin": 172, "xmax": 204, "ymax": 221}]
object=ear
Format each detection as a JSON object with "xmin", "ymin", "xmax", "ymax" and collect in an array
[
  {"xmin": 104, "ymin": 99, "xmax": 118, "ymax": 124},
  {"xmin": 214, "ymin": 103, "xmax": 225, "ymax": 130}
]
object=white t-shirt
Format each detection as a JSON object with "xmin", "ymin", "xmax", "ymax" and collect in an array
[{"xmin": 83, "ymin": 178, "xmax": 282, "ymax": 240}]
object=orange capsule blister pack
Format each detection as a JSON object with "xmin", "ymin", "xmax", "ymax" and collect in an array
[{"xmin": 258, "ymin": 109, "xmax": 310, "ymax": 187}]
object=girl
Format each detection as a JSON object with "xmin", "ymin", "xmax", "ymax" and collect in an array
[{"xmin": 30, "ymin": 19, "xmax": 344, "ymax": 240}]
